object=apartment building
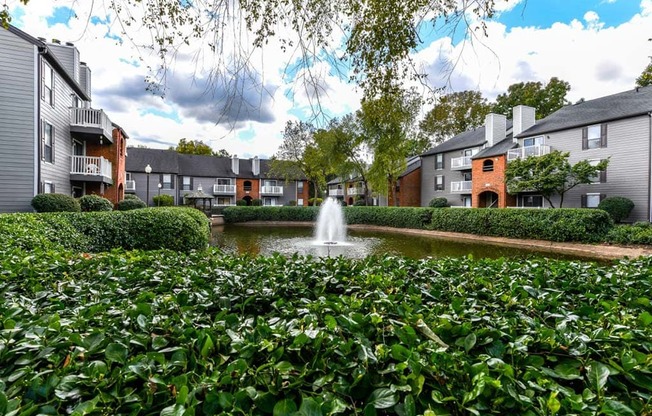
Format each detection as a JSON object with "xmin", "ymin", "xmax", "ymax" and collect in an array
[
  {"xmin": 125, "ymin": 148, "xmax": 310, "ymax": 206},
  {"xmin": 0, "ymin": 25, "xmax": 126, "ymax": 212}
]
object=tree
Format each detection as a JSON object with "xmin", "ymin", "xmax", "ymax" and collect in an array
[
  {"xmin": 492, "ymin": 77, "xmax": 571, "ymax": 119},
  {"xmin": 2, "ymin": 1, "xmax": 505, "ymax": 109},
  {"xmin": 269, "ymin": 121, "xmax": 331, "ymax": 200},
  {"xmin": 636, "ymin": 61, "xmax": 652, "ymax": 87},
  {"xmin": 171, "ymin": 139, "xmax": 231, "ymax": 157},
  {"xmin": 359, "ymin": 89, "xmax": 423, "ymax": 206},
  {"xmin": 420, "ymin": 91, "xmax": 490, "ymax": 144},
  {"xmin": 505, "ymin": 151, "xmax": 608, "ymax": 208}
]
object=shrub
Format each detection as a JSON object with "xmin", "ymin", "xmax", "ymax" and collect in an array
[
  {"xmin": 0, "ymin": 208, "xmax": 210, "ymax": 253},
  {"xmin": 152, "ymin": 194, "xmax": 174, "ymax": 207},
  {"xmin": 31, "ymin": 193, "xmax": 81, "ymax": 212},
  {"xmin": 236, "ymin": 199, "xmax": 247, "ymax": 206},
  {"xmin": 429, "ymin": 208, "xmax": 613, "ymax": 242},
  {"xmin": 79, "ymin": 194, "xmax": 113, "ymax": 212},
  {"xmin": 353, "ymin": 198, "xmax": 366, "ymax": 206},
  {"xmin": 429, "ymin": 197, "xmax": 450, "ymax": 208},
  {"xmin": 223, "ymin": 206, "xmax": 320, "ymax": 223},
  {"xmin": 252, "ymin": 198, "xmax": 263, "ymax": 206},
  {"xmin": 598, "ymin": 196, "xmax": 635, "ymax": 223},
  {"xmin": 124, "ymin": 194, "xmax": 140, "ymax": 200},
  {"xmin": 287, "ymin": 200, "xmax": 297, "ymax": 206},
  {"xmin": 116, "ymin": 197, "xmax": 147, "ymax": 211},
  {"xmin": 308, "ymin": 197, "xmax": 323, "ymax": 206},
  {"xmin": 606, "ymin": 222, "xmax": 652, "ymax": 245},
  {"xmin": 346, "ymin": 206, "xmax": 433, "ymax": 229}
]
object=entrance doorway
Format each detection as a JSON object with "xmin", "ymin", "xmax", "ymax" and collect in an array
[
  {"xmin": 478, "ymin": 191, "xmax": 499, "ymax": 208},
  {"xmin": 243, "ymin": 195, "xmax": 253, "ymax": 206}
]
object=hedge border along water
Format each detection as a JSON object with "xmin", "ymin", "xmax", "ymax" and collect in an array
[
  {"xmin": 223, "ymin": 206, "xmax": 613, "ymax": 243},
  {"xmin": 1, "ymin": 248, "xmax": 651, "ymax": 415},
  {"xmin": 0, "ymin": 207, "xmax": 210, "ymax": 253}
]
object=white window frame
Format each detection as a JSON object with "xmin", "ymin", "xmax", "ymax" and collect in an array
[
  {"xmin": 297, "ymin": 198, "xmax": 304, "ymax": 206},
  {"xmin": 588, "ymin": 159, "xmax": 605, "ymax": 184},
  {"xmin": 435, "ymin": 175, "xmax": 444, "ymax": 191},
  {"xmin": 585, "ymin": 193, "xmax": 601, "ymax": 208},
  {"xmin": 297, "ymin": 181, "xmax": 304, "ymax": 193},
  {"xmin": 215, "ymin": 196, "xmax": 232, "ymax": 206},
  {"xmin": 435, "ymin": 153, "xmax": 444, "ymax": 170},
  {"xmin": 162, "ymin": 174, "xmax": 173, "ymax": 190},
  {"xmin": 43, "ymin": 121, "xmax": 54, "ymax": 163},
  {"xmin": 264, "ymin": 179, "xmax": 277, "ymax": 187},
  {"xmin": 182, "ymin": 176, "xmax": 192, "ymax": 190},
  {"xmin": 523, "ymin": 136, "xmax": 544, "ymax": 147},
  {"xmin": 263, "ymin": 197, "xmax": 277, "ymax": 206},
  {"xmin": 217, "ymin": 178, "xmax": 232, "ymax": 185},
  {"xmin": 43, "ymin": 63, "xmax": 54, "ymax": 106},
  {"xmin": 44, "ymin": 182, "xmax": 54, "ymax": 194},
  {"xmin": 587, "ymin": 125, "xmax": 601, "ymax": 149},
  {"xmin": 462, "ymin": 196, "xmax": 472, "ymax": 207}
]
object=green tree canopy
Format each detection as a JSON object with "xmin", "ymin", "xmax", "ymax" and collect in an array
[
  {"xmin": 171, "ymin": 139, "xmax": 230, "ymax": 157},
  {"xmin": 636, "ymin": 61, "xmax": 652, "ymax": 87},
  {"xmin": 2, "ymin": 1, "xmax": 505, "ymax": 107},
  {"xmin": 492, "ymin": 77, "xmax": 571, "ymax": 119},
  {"xmin": 505, "ymin": 150, "xmax": 608, "ymax": 208},
  {"xmin": 420, "ymin": 90, "xmax": 491, "ymax": 144}
]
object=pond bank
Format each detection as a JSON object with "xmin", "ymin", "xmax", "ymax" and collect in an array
[{"xmin": 229, "ymin": 221, "xmax": 652, "ymax": 260}]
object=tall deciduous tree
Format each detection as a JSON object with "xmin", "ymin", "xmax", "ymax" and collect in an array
[
  {"xmin": 492, "ymin": 77, "xmax": 571, "ymax": 119},
  {"xmin": 270, "ymin": 121, "xmax": 331, "ymax": 201},
  {"xmin": 505, "ymin": 151, "xmax": 608, "ymax": 208},
  {"xmin": 420, "ymin": 91, "xmax": 491, "ymax": 144},
  {"xmin": 2, "ymin": 1, "xmax": 506, "ymax": 108},
  {"xmin": 636, "ymin": 62, "xmax": 652, "ymax": 87},
  {"xmin": 171, "ymin": 139, "xmax": 231, "ymax": 157},
  {"xmin": 359, "ymin": 89, "xmax": 423, "ymax": 206}
]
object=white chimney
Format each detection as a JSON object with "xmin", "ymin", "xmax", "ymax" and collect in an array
[
  {"xmin": 231, "ymin": 154, "xmax": 239, "ymax": 175},
  {"xmin": 484, "ymin": 113, "xmax": 507, "ymax": 147},
  {"xmin": 252, "ymin": 156, "xmax": 260, "ymax": 176},
  {"xmin": 512, "ymin": 105, "xmax": 536, "ymax": 140}
]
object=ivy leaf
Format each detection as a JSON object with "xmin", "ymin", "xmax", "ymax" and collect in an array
[
  {"xmin": 160, "ymin": 404, "xmax": 186, "ymax": 416},
  {"xmin": 601, "ymin": 400, "xmax": 636, "ymax": 416},
  {"xmin": 464, "ymin": 333, "xmax": 477, "ymax": 352},
  {"xmin": 299, "ymin": 397, "xmax": 322, "ymax": 416},
  {"xmin": 105, "ymin": 343, "xmax": 128, "ymax": 364},
  {"xmin": 368, "ymin": 388, "xmax": 397, "ymax": 409},
  {"xmin": 588, "ymin": 362, "xmax": 610, "ymax": 393},
  {"xmin": 273, "ymin": 398, "xmax": 297, "ymax": 416}
]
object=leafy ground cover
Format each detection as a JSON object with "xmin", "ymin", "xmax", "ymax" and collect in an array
[{"xmin": 1, "ymin": 247, "xmax": 651, "ymax": 415}]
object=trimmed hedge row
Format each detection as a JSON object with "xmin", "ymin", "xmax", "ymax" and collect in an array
[
  {"xmin": 0, "ymin": 208, "xmax": 210, "ymax": 252},
  {"xmin": 606, "ymin": 222, "xmax": 652, "ymax": 245},
  {"xmin": 429, "ymin": 208, "xmax": 613, "ymax": 242},
  {"xmin": 223, "ymin": 206, "xmax": 614, "ymax": 243}
]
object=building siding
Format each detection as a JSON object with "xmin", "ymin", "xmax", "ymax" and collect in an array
[
  {"xmin": 0, "ymin": 29, "xmax": 36, "ymax": 212},
  {"xmin": 421, "ymin": 150, "xmax": 476, "ymax": 207},
  {"xmin": 521, "ymin": 116, "xmax": 650, "ymax": 221}
]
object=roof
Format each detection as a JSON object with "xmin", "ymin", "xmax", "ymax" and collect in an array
[
  {"xmin": 472, "ymin": 135, "xmax": 516, "ymax": 159},
  {"xmin": 178, "ymin": 153, "xmax": 232, "ymax": 177},
  {"xmin": 126, "ymin": 148, "xmax": 181, "ymax": 174},
  {"xmin": 6, "ymin": 25, "xmax": 90, "ymax": 101},
  {"xmin": 422, "ymin": 120, "xmax": 513, "ymax": 156},
  {"xmin": 398, "ymin": 156, "xmax": 421, "ymax": 178},
  {"xmin": 516, "ymin": 86, "xmax": 652, "ymax": 138}
]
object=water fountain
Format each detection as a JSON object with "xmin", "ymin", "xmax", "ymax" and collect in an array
[{"xmin": 313, "ymin": 197, "xmax": 351, "ymax": 256}]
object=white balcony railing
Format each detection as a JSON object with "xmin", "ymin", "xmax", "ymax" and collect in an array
[
  {"xmin": 329, "ymin": 189, "xmax": 344, "ymax": 196},
  {"xmin": 125, "ymin": 180, "xmax": 136, "ymax": 191},
  {"xmin": 451, "ymin": 156, "xmax": 473, "ymax": 170},
  {"xmin": 507, "ymin": 144, "xmax": 551, "ymax": 161},
  {"xmin": 70, "ymin": 108, "xmax": 113, "ymax": 139},
  {"xmin": 70, "ymin": 155, "xmax": 112, "ymax": 178},
  {"xmin": 213, "ymin": 184, "xmax": 236, "ymax": 194},
  {"xmin": 261, "ymin": 186, "xmax": 283, "ymax": 195},
  {"xmin": 347, "ymin": 187, "xmax": 365, "ymax": 196},
  {"xmin": 451, "ymin": 180, "xmax": 472, "ymax": 193}
]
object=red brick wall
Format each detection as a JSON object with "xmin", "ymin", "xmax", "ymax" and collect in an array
[
  {"xmin": 85, "ymin": 129, "xmax": 127, "ymax": 205},
  {"xmin": 471, "ymin": 155, "xmax": 515, "ymax": 208},
  {"xmin": 236, "ymin": 178, "xmax": 260, "ymax": 202},
  {"xmin": 298, "ymin": 180, "xmax": 310, "ymax": 206},
  {"xmin": 389, "ymin": 168, "xmax": 421, "ymax": 207}
]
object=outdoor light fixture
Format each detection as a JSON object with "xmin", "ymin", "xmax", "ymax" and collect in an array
[
  {"xmin": 145, "ymin": 164, "xmax": 152, "ymax": 206},
  {"xmin": 157, "ymin": 182, "xmax": 162, "ymax": 207}
]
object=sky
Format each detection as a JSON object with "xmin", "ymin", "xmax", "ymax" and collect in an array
[{"xmin": 7, "ymin": 0, "xmax": 652, "ymax": 158}]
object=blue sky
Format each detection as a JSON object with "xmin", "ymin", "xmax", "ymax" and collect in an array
[{"xmin": 9, "ymin": 0, "xmax": 652, "ymax": 157}]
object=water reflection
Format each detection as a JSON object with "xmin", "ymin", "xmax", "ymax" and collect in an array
[{"xmin": 211, "ymin": 224, "xmax": 595, "ymax": 261}]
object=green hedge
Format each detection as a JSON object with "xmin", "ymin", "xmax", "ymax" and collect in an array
[
  {"xmin": 79, "ymin": 194, "xmax": 114, "ymax": 212},
  {"xmin": 31, "ymin": 193, "xmax": 81, "ymax": 212},
  {"xmin": 345, "ymin": 206, "xmax": 433, "ymax": 229},
  {"xmin": 429, "ymin": 208, "xmax": 613, "ymax": 242},
  {"xmin": 606, "ymin": 222, "xmax": 652, "ymax": 245},
  {"xmin": 223, "ymin": 206, "xmax": 320, "ymax": 223},
  {"xmin": 0, "ymin": 208, "xmax": 210, "ymax": 253}
]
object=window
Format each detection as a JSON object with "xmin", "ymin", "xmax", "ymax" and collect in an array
[
  {"xmin": 582, "ymin": 193, "xmax": 604, "ymax": 208},
  {"xmin": 463, "ymin": 172, "xmax": 472, "ymax": 181},
  {"xmin": 462, "ymin": 196, "xmax": 472, "ymax": 207},
  {"xmin": 71, "ymin": 186, "xmax": 83, "ymax": 198},
  {"xmin": 263, "ymin": 197, "xmax": 276, "ymax": 206},
  {"xmin": 182, "ymin": 176, "xmax": 192, "ymax": 191},
  {"xmin": 42, "ymin": 121, "xmax": 54, "ymax": 163},
  {"xmin": 42, "ymin": 63, "xmax": 54, "ymax": 105},
  {"xmin": 588, "ymin": 159, "xmax": 607, "ymax": 183},
  {"xmin": 264, "ymin": 180, "xmax": 277, "ymax": 187},
  {"xmin": 126, "ymin": 172, "xmax": 132, "ymax": 181},
  {"xmin": 216, "ymin": 197, "xmax": 232, "ymax": 206},
  {"xmin": 161, "ymin": 174, "xmax": 173, "ymax": 189},
  {"xmin": 43, "ymin": 182, "xmax": 54, "ymax": 193},
  {"xmin": 435, "ymin": 154, "xmax": 444, "ymax": 170},
  {"xmin": 463, "ymin": 148, "xmax": 478, "ymax": 157},
  {"xmin": 244, "ymin": 180, "xmax": 252, "ymax": 191},
  {"xmin": 482, "ymin": 160, "xmax": 494, "ymax": 172},
  {"xmin": 297, "ymin": 181, "xmax": 304, "ymax": 193},
  {"xmin": 72, "ymin": 95, "xmax": 81, "ymax": 108},
  {"xmin": 297, "ymin": 198, "xmax": 304, "ymax": 206},
  {"xmin": 217, "ymin": 178, "xmax": 231, "ymax": 185},
  {"xmin": 435, "ymin": 175, "xmax": 444, "ymax": 191},
  {"xmin": 583, "ymin": 124, "xmax": 607, "ymax": 150},
  {"xmin": 523, "ymin": 136, "xmax": 544, "ymax": 147},
  {"xmin": 521, "ymin": 195, "xmax": 543, "ymax": 208}
]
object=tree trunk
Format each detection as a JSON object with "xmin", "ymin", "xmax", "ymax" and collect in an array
[{"xmin": 390, "ymin": 175, "xmax": 398, "ymax": 206}]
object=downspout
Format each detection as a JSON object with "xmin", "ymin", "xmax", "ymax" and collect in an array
[
  {"xmin": 649, "ymin": 112, "xmax": 652, "ymax": 222},
  {"xmin": 36, "ymin": 46, "xmax": 44, "ymax": 197}
]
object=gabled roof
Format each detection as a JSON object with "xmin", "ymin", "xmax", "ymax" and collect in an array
[
  {"xmin": 472, "ymin": 135, "xmax": 516, "ymax": 159},
  {"xmin": 516, "ymin": 86, "xmax": 652, "ymax": 138},
  {"xmin": 398, "ymin": 155, "xmax": 421, "ymax": 178},
  {"xmin": 5, "ymin": 25, "xmax": 90, "ymax": 101},
  {"xmin": 126, "ymin": 148, "xmax": 180, "ymax": 174},
  {"xmin": 178, "ymin": 153, "xmax": 233, "ymax": 177},
  {"xmin": 421, "ymin": 120, "xmax": 514, "ymax": 156}
]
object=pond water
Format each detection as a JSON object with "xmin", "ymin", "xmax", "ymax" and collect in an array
[{"xmin": 211, "ymin": 224, "xmax": 597, "ymax": 261}]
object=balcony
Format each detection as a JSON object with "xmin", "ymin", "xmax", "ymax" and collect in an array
[
  {"xmin": 125, "ymin": 180, "xmax": 136, "ymax": 192},
  {"xmin": 507, "ymin": 144, "xmax": 551, "ymax": 161},
  {"xmin": 347, "ymin": 187, "xmax": 365, "ymax": 196},
  {"xmin": 213, "ymin": 184, "xmax": 236, "ymax": 194},
  {"xmin": 261, "ymin": 186, "xmax": 283, "ymax": 195},
  {"xmin": 329, "ymin": 188, "xmax": 344, "ymax": 196},
  {"xmin": 69, "ymin": 108, "xmax": 113, "ymax": 144},
  {"xmin": 70, "ymin": 155, "xmax": 113, "ymax": 184},
  {"xmin": 451, "ymin": 156, "xmax": 473, "ymax": 170},
  {"xmin": 451, "ymin": 180, "xmax": 472, "ymax": 193}
]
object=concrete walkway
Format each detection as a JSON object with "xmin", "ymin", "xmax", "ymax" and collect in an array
[{"xmin": 230, "ymin": 221, "xmax": 652, "ymax": 261}]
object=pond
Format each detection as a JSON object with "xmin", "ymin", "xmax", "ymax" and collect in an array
[{"xmin": 211, "ymin": 224, "xmax": 598, "ymax": 261}]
